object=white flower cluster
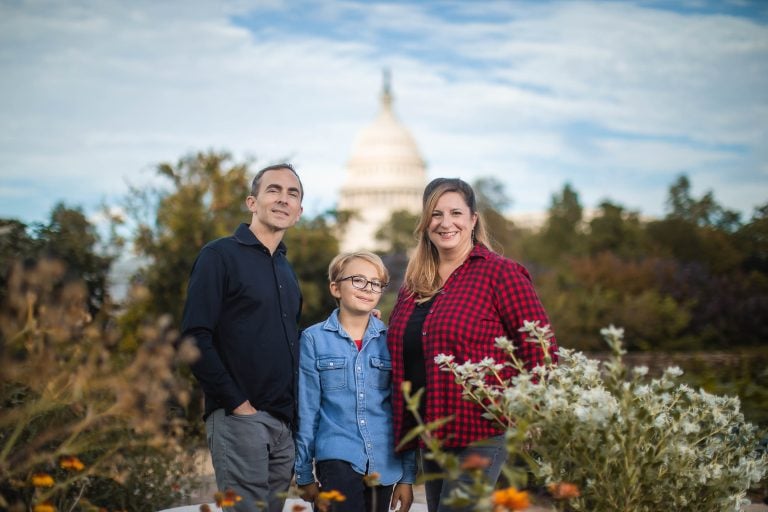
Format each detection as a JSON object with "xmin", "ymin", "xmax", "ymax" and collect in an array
[{"xmin": 435, "ymin": 323, "xmax": 768, "ymax": 512}]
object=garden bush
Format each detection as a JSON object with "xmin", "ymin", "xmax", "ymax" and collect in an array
[
  {"xmin": 422, "ymin": 322, "xmax": 768, "ymax": 511},
  {"xmin": 0, "ymin": 259, "xmax": 198, "ymax": 511}
]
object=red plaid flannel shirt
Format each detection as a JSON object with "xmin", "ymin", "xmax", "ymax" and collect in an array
[{"xmin": 387, "ymin": 244, "xmax": 557, "ymax": 449}]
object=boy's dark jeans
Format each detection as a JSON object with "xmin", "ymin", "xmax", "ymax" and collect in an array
[{"xmin": 316, "ymin": 459, "xmax": 394, "ymax": 512}]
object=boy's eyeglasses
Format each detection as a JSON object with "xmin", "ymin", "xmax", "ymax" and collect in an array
[{"xmin": 337, "ymin": 275, "xmax": 387, "ymax": 294}]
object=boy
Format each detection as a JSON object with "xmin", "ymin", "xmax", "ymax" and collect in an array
[{"xmin": 294, "ymin": 251, "xmax": 415, "ymax": 512}]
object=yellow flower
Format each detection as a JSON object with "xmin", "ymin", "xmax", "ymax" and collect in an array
[
  {"xmin": 318, "ymin": 489, "xmax": 347, "ymax": 502},
  {"xmin": 31, "ymin": 473, "xmax": 55, "ymax": 487},
  {"xmin": 491, "ymin": 487, "xmax": 530, "ymax": 511},
  {"xmin": 316, "ymin": 490, "xmax": 347, "ymax": 512},
  {"xmin": 33, "ymin": 503, "xmax": 56, "ymax": 512},
  {"xmin": 59, "ymin": 455, "xmax": 85, "ymax": 471}
]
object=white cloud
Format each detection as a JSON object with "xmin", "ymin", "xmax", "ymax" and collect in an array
[{"xmin": 0, "ymin": 0, "xmax": 766, "ymax": 224}]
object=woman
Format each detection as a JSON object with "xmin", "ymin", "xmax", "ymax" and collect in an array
[{"xmin": 387, "ymin": 177, "xmax": 557, "ymax": 512}]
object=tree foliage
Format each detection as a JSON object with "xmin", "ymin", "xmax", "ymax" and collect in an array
[
  {"xmin": 666, "ymin": 174, "xmax": 741, "ymax": 231},
  {"xmin": 284, "ymin": 214, "xmax": 340, "ymax": 328},
  {"xmin": 531, "ymin": 183, "xmax": 587, "ymax": 264},
  {"xmin": 468, "ymin": 177, "xmax": 768, "ymax": 355},
  {"xmin": 120, "ymin": 151, "xmax": 250, "ymax": 340},
  {"xmin": 0, "ymin": 204, "xmax": 113, "ymax": 315},
  {"xmin": 374, "ymin": 209, "xmax": 419, "ymax": 255},
  {"xmin": 474, "ymin": 176, "xmax": 512, "ymax": 212}
]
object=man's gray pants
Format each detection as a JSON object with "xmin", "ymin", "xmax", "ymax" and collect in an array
[{"xmin": 205, "ymin": 409, "xmax": 294, "ymax": 512}]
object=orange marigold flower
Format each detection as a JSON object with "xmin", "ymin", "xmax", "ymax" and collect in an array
[
  {"xmin": 33, "ymin": 503, "xmax": 56, "ymax": 512},
  {"xmin": 362, "ymin": 472, "xmax": 381, "ymax": 487},
  {"xmin": 491, "ymin": 487, "xmax": 530, "ymax": 511},
  {"xmin": 214, "ymin": 489, "xmax": 243, "ymax": 507},
  {"xmin": 59, "ymin": 455, "xmax": 85, "ymax": 471},
  {"xmin": 291, "ymin": 505, "xmax": 307, "ymax": 511},
  {"xmin": 460, "ymin": 454, "xmax": 492, "ymax": 470},
  {"xmin": 547, "ymin": 482, "xmax": 580, "ymax": 500},
  {"xmin": 31, "ymin": 473, "xmax": 55, "ymax": 488},
  {"xmin": 318, "ymin": 489, "xmax": 347, "ymax": 502},
  {"xmin": 199, "ymin": 504, "xmax": 211, "ymax": 512}
]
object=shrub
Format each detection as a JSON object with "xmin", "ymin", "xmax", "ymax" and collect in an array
[
  {"xmin": 430, "ymin": 322, "xmax": 767, "ymax": 511},
  {"xmin": 0, "ymin": 259, "xmax": 198, "ymax": 510}
]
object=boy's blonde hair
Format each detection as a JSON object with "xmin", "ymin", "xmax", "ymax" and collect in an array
[{"xmin": 328, "ymin": 251, "xmax": 390, "ymax": 285}]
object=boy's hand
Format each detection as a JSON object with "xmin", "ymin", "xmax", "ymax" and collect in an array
[
  {"xmin": 390, "ymin": 482, "xmax": 413, "ymax": 511},
  {"xmin": 298, "ymin": 482, "xmax": 320, "ymax": 503}
]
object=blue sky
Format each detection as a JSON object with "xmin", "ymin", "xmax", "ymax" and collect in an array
[{"xmin": 1, "ymin": 0, "xmax": 767, "ymax": 228}]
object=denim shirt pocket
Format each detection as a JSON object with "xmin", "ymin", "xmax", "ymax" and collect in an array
[
  {"xmin": 317, "ymin": 357, "xmax": 347, "ymax": 390},
  {"xmin": 368, "ymin": 356, "xmax": 392, "ymax": 390}
]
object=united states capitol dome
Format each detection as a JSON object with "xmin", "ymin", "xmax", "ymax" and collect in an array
[{"xmin": 338, "ymin": 72, "xmax": 427, "ymax": 252}]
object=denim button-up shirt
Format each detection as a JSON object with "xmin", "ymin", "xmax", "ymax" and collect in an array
[{"xmin": 295, "ymin": 309, "xmax": 417, "ymax": 486}]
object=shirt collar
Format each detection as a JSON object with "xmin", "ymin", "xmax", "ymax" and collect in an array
[
  {"xmin": 469, "ymin": 243, "xmax": 492, "ymax": 260},
  {"xmin": 233, "ymin": 222, "xmax": 287, "ymax": 255},
  {"xmin": 323, "ymin": 308, "xmax": 387, "ymax": 337}
]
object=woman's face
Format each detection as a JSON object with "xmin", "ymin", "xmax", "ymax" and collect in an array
[{"xmin": 427, "ymin": 191, "xmax": 477, "ymax": 256}]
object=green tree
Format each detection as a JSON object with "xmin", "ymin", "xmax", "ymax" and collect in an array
[
  {"xmin": 473, "ymin": 176, "xmax": 512, "ymax": 211},
  {"xmin": 471, "ymin": 177, "xmax": 521, "ymax": 256},
  {"xmin": 587, "ymin": 200, "xmax": 648, "ymax": 257},
  {"xmin": 738, "ymin": 203, "xmax": 768, "ymax": 274},
  {"xmin": 531, "ymin": 183, "xmax": 586, "ymax": 263},
  {"xmin": 374, "ymin": 209, "xmax": 419, "ymax": 254},
  {"xmin": 34, "ymin": 204, "xmax": 114, "ymax": 314},
  {"xmin": 284, "ymin": 213, "xmax": 340, "ymax": 328},
  {"xmin": 666, "ymin": 174, "xmax": 741, "ymax": 231},
  {"xmin": 120, "ymin": 150, "xmax": 250, "ymax": 344},
  {"xmin": 0, "ymin": 219, "xmax": 42, "ymax": 303},
  {"xmin": 0, "ymin": 205, "xmax": 113, "ymax": 315}
]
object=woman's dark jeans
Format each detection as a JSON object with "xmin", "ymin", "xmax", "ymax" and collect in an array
[{"xmin": 421, "ymin": 435, "xmax": 507, "ymax": 512}]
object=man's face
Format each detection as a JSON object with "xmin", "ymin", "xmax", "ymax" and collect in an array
[{"xmin": 247, "ymin": 168, "xmax": 303, "ymax": 233}]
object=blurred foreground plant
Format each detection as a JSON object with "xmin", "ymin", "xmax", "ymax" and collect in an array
[
  {"xmin": 399, "ymin": 381, "xmax": 538, "ymax": 511},
  {"xmin": 0, "ymin": 259, "xmax": 199, "ymax": 510},
  {"xmin": 425, "ymin": 321, "xmax": 767, "ymax": 512}
]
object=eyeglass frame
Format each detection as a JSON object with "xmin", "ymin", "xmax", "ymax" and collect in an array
[{"xmin": 336, "ymin": 275, "xmax": 388, "ymax": 294}]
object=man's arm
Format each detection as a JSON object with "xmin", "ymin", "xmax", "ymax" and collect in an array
[{"xmin": 181, "ymin": 247, "xmax": 248, "ymax": 412}]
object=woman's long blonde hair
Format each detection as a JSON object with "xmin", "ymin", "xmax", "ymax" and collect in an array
[{"xmin": 403, "ymin": 178, "xmax": 491, "ymax": 301}]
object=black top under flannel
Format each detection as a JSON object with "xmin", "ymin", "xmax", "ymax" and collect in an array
[{"xmin": 181, "ymin": 223, "xmax": 302, "ymax": 424}]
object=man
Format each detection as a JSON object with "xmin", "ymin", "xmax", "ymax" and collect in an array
[{"xmin": 181, "ymin": 163, "xmax": 304, "ymax": 512}]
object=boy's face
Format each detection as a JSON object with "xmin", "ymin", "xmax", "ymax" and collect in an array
[{"xmin": 330, "ymin": 258, "xmax": 384, "ymax": 315}]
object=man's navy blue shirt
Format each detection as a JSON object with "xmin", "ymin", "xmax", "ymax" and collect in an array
[{"xmin": 181, "ymin": 223, "xmax": 302, "ymax": 424}]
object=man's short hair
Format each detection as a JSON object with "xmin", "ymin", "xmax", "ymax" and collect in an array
[{"xmin": 250, "ymin": 163, "xmax": 304, "ymax": 200}]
